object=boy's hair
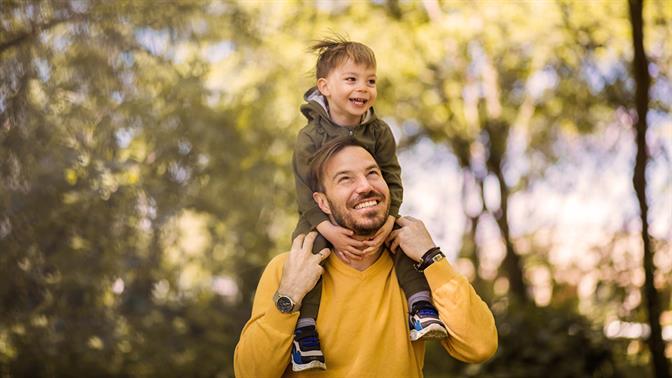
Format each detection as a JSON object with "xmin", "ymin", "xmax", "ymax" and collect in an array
[
  {"xmin": 311, "ymin": 35, "xmax": 376, "ymax": 79},
  {"xmin": 308, "ymin": 137, "xmax": 373, "ymax": 192}
]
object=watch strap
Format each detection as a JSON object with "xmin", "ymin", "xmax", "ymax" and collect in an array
[{"xmin": 414, "ymin": 247, "xmax": 445, "ymax": 272}]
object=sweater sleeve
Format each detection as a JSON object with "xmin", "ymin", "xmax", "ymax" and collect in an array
[
  {"xmin": 374, "ymin": 124, "xmax": 403, "ymax": 217},
  {"xmin": 424, "ymin": 259, "xmax": 498, "ymax": 363},
  {"xmin": 234, "ymin": 254, "xmax": 299, "ymax": 377},
  {"xmin": 293, "ymin": 129, "xmax": 329, "ymax": 228}
]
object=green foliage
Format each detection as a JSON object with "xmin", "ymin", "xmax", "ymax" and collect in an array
[
  {"xmin": 425, "ymin": 303, "xmax": 634, "ymax": 378},
  {"xmin": 1, "ymin": 0, "xmax": 669, "ymax": 377}
]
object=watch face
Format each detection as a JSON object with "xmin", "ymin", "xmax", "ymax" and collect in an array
[{"xmin": 276, "ymin": 296, "xmax": 294, "ymax": 313}]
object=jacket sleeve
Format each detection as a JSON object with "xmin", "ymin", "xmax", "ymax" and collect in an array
[
  {"xmin": 234, "ymin": 254, "xmax": 299, "ymax": 377},
  {"xmin": 293, "ymin": 130, "xmax": 329, "ymax": 229},
  {"xmin": 374, "ymin": 124, "xmax": 403, "ymax": 217},
  {"xmin": 424, "ymin": 259, "xmax": 499, "ymax": 363}
]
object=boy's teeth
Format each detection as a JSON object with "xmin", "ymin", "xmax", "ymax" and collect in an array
[{"xmin": 355, "ymin": 200, "xmax": 377, "ymax": 209}]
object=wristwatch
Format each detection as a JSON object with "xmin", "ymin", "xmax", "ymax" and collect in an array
[
  {"xmin": 273, "ymin": 291, "xmax": 297, "ymax": 314},
  {"xmin": 414, "ymin": 247, "xmax": 445, "ymax": 272}
]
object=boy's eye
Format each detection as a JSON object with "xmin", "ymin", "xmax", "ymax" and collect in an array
[
  {"xmin": 345, "ymin": 77, "xmax": 356, "ymax": 82},
  {"xmin": 368, "ymin": 79, "xmax": 376, "ymax": 85}
]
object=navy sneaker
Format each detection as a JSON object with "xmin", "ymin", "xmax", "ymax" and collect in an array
[
  {"xmin": 409, "ymin": 300, "xmax": 448, "ymax": 341},
  {"xmin": 291, "ymin": 325, "xmax": 327, "ymax": 372}
]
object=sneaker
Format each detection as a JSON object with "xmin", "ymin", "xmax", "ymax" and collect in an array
[
  {"xmin": 409, "ymin": 300, "xmax": 449, "ymax": 341},
  {"xmin": 291, "ymin": 325, "xmax": 327, "ymax": 372}
]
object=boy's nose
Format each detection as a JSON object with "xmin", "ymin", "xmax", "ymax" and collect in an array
[{"xmin": 355, "ymin": 81, "xmax": 367, "ymax": 91}]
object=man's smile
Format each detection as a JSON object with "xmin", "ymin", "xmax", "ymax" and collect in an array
[{"xmin": 354, "ymin": 199, "xmax": 378, "ymax": 209}]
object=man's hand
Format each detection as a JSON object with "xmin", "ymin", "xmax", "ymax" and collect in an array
[
  {"xmin": 387, "ymin": 216, "xmax": 437, "ymax": 262},
  {"xmin": 316, "ymin": 220, "xmax": 366, "ymax": 263},
  {"xmin": 278, "ymin": 232, "xmax": 331, "ymax": 306},
  {"xmin": 362, "ymin": 215, "xmax": 395, "ymax": 256}
]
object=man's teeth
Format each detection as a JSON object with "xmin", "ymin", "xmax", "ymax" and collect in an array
[{"xmin": 355, "ymin": 200, "xmax": 377, "ymax": 209}]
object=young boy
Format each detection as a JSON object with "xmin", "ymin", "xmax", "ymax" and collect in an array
[{"xmin": 290, "ymin": 36, "xmax": 448, "ymax": 372}]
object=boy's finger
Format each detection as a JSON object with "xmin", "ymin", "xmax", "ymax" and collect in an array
[
  {"xmin": 337, "ymin": 251, "xmax": 351, "ymax": 264},
  {"xmin": 345, "ymin": 249, "xmax": 363, "ymax": 260},
  {"xmin": 363, "ymin": 239, "xmax": 377, "ymax": 247}
]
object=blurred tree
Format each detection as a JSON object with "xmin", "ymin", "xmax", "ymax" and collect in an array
[
  {"xmin": 0, "ymin": 1, "xmax": 294, "ymax": 376},
  {"xmin": 628, "ymin": 0, "xmax": 670, "ymax": 376},
  {"xmin": 1, "ymin": 0, "xmax": 669, "ymax": 377}
]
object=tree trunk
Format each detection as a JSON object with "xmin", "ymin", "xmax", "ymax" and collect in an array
[
  {"xmin": 628, "ymin": 1, "xmax": 670, "ymax": 377},
  {"xmin": 491, "ymin": 162, "xmax": 529, "ymax": 304},
  {"xmin": 484, "ymin": 120, "xmax": 529, "ymax": 304}
]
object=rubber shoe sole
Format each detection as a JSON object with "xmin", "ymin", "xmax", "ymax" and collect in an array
[
  {"xmin": 292, "ymin": 359, "xmax": 327, "ymax": 372},
  {"xmin": 410, "ymin": 322, "xmax": 448, "ymax": 342}
]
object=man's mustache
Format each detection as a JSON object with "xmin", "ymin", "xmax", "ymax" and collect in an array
[{"xmin": 350, "ymin": 190, "xmax": 384, "ymax": 205}]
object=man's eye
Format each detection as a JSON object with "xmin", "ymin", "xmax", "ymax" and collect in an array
[{"xmin": 368, "ymin": 170, "xmax": 380, "ymax": 176}]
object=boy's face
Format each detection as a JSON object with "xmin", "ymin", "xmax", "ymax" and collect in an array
[{"xmin": 317, "ymin": 58, "xmax": 377, "ymax": 127}]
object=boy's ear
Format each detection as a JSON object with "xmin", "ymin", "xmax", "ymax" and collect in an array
[
  {"xmin": 312, "ymin": 192, "xmax": 332, "ymax": 215},
  {"xmin": 316, "ymin": 78, "xmax": 330, "ymax": 97}
]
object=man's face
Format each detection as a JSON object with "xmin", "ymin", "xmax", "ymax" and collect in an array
[
  {"xmin": 314, "ymin": 146, "xmax": 390, "ymax": 237},
  {"xmin": 317, "ymin": 58, "xmax": 377, "ymax": 127}
]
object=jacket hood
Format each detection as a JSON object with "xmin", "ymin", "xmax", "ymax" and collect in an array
[{"xmin": 300, "ymin": 86, "xmax": 375, "ymax": 126}]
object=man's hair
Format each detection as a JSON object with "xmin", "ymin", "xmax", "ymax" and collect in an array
[
  {"xmin": 311, "ymin": 34, "xmax": 376, "ymax": 79},
  {"xmin": 308, "ymin": 137, "xmax": 373, "ymax": 193}
]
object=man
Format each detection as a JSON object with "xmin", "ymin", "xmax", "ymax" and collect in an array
[{"xmin": 234, "ymin": 138, "xmax": 497, "ymax": 377}]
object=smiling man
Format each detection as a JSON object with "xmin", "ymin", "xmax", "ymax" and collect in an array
[{"xmin": 234, "ymin": 138, "xmax": 498, "ymax": 377}]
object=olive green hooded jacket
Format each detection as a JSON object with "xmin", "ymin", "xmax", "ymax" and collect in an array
[{"xmin": 293, "ymin": 87, "xmax": 403, "ymax": 232}]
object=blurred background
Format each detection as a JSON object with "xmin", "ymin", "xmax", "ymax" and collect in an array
[{"xmin": 1, "ymin": 0, "xmax": 670, "ymax": 377}]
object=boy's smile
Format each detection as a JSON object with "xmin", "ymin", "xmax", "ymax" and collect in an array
[{"xmin": 317, "ymin": 59, "xmax": 377, "ymax": 127}]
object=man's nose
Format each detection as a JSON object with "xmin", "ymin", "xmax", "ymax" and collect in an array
[{"xmin": 354, "ymin": 175, "xmax": 374, "ymax": 192}]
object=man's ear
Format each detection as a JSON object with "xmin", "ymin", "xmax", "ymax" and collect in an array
[
  {"xmin": 316, "ymin": 78, "xmax": 330, "ymax": 97},
  {"xmin": 313, "ymin": 192, "xmax": 332, "ymax": 215}
]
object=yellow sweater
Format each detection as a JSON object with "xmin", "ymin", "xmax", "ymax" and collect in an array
[{"xmin": 234, "ymin": 251, "xmax": 497, "ymax": 377}]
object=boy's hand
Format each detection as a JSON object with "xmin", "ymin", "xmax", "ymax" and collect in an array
[
  {"xmin": 362, "ymin": 215, "xmax": 395, "ymax": 256},
  {"xmin": 316, "ymin": 220, "xmax": 366, "ymax": 263}
]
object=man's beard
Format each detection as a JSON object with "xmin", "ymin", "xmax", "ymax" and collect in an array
[{"xmin": 327, "ymin": 191, "xmax": 389, "ymax": 237}]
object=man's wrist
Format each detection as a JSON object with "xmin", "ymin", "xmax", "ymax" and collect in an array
[
  {"xmin": 273, "ymin": 289, "xmax": 302, "ymax": 313},
  {"xmin": 414, "ymin": 247, "xmax": 445, "ymax": 272},
  {"xmin": 276, "ymin": 282, "xmax": 305, "ymax": 307}
]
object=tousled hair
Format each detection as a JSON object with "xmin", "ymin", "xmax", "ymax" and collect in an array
[{"xmin": 311, "ymin": 34, "xmax": 376, "ymax": 79}]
